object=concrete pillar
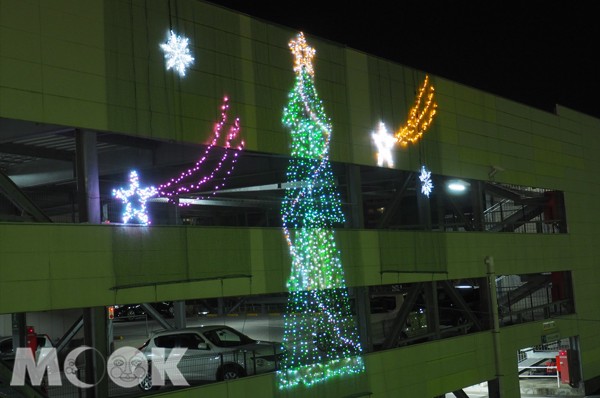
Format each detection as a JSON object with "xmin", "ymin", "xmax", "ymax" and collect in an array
[
  {"xmin": 173, "ymin": 301, "xmax": 187, "ymax": 329},
  {"xmin": 424, "ymin": 282, "xmax": 440, "ymax": 339},
  {"xmin": 75, "ymin": 129, "xmax": 100, "ymax": 224},
  {"xmin": 416, "ymin": 178, "xmax": 432, "ymax": 230},
  {"xmin": 75, "ymin": 129, "xmax": 107, "ymax": 397},
  {"xmin": 217, "ymin": 297, "xmax": 225, "ymax": 316},
  {"xmin": 11, "ymin": 313, "xmax": 26, "ymax": 352},
  {"xmin": 486, "ymin": 256, "xmax": 502, "ymax": 398},
  {"xmin": 83, "ymin": 308, "xmax": 108, "ymax": 398},
  {"xmin": 471, "ymin": 181, "xmax": 484, "ymax": 231},
  {"xmin": 345, "ymin": 164, "xmax": 364, "ymax": 228},
  {"xmin": 351, "ymin": 287, "xmax": 372, "ymax": 352}
]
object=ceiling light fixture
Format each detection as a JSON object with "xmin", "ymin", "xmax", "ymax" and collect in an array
[{"xmin": 447, "ymin": 179, "xmax": 470, "ymax": 193}]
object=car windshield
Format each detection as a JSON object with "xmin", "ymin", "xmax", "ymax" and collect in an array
[
  {"xmin": 202, "ymin": 327, "xmax": 255, "ymax": 348},
  {"xmin": 0, "ymin": 338, "xmax": 12, "ymax": 354}
]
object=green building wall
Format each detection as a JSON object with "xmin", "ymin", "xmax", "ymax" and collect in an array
[{"xmin": 2, "ymin": 0, "xmax": 600, "ymax": 396}]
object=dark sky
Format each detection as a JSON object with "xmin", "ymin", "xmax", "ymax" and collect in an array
[{"xmin": 206, "ymin": 1, "xmax": 600, "ymax": 119}]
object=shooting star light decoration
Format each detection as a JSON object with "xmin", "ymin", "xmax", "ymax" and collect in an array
[
  {"xmin": 370, "ymin": 75, "xmax": 438, "ymax": 168},
  {"xmin": 113, "ymin": 97, "xmax": 244, "ymax": 224},
  {"xmin": 395, "ymin": 75, "xmax": 437, "ymax": 147},
  {"xmin": 157, "ymin": 96, "xmax": 244, "ymax": 205}
]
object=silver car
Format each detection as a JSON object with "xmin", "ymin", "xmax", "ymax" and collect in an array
[{"xmin": 137, "ymin": 325, "xmax": 282, "ymax": 391}]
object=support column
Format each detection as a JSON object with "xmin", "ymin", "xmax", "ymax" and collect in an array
[
  {"xmin": 75, "ymin": 129, "xmax": 100, "ymax": 224},
  {"xmin": 11, "ymin": 313, "xmax": 26, "ymax": 353},
  {"xmin": 75, "ymin": 129, "xmax": 106, "ymax": 397},
  {"xmin": 217, "ymin": 297, "xmax": 225, "ymax": 316},
  {"xmin": 471, "ymin": 181, "xmax": 484, "ymax": 231},
  {"xmin": 351, "ymin": 287, "xmax": 372, "ymax": 352},
  {"xmin": 424, "ymin": 282, "xmax": 440, "ymax": 339},
  {"xmin": 173, "ymin": 301, "xmax": 186, "ymax": 329},
  {"xmin": 436, "ymin": 187, "xmax": 446, "ymax": 231},
  {"xmin": 416, "ymin": 180, "xmax": 432, "ymax": 230},
  {"xmin": 486, "ymin": 256, "xmax": 502, "ymax": 398},
  {"xmin": 83, "ymin": 308, "xmax": 108, "ymax": 398},
  {"xmin": 345, "ymin": 164, "xmax": 364, "ymax": 228}
]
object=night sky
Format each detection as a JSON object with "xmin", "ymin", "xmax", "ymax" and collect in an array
[{"xmin": 206, "ymin": 1, "xmax": 600, "ymax": 119}]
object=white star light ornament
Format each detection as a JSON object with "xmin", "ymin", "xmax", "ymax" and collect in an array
[
  {"xmin": 160, "ymin": 30, "xmax": 195, "ymax": 77},
  {"xmin": 419, "ymin": 165, "xmax": 434, "ymax": 197},
  {"xmin": 112, "ymin": 170, "xmax": 158, "ymax": 225},
  {"xmin": 371, "ymin": 122, "xmax": 397, "ymax": 168}
]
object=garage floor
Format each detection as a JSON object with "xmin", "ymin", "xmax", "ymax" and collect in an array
[{"xmin": 455, "ymin": 378, "xmax": 586, "ymax": 397}]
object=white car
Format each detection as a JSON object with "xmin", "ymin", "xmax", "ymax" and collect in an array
[
  {"xmin": 137, "ymin": 325, "xmax": 283, "ymax": 391},
  {"xmin": 0, "ymin": 334, "xmax": 54, "ymax": 362}
]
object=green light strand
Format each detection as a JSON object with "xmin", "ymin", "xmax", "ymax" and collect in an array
[{"xmin": 277, "ymin": 32, "xmax": 365, "ymax": 389}]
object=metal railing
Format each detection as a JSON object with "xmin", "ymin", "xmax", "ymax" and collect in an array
[
  {"xmin": 497, "ymin": 283, "xmax": 574, "ymax": 326},
  {"xmin": 518, "ymin": 364, "xmax": 560, "ymax": 388}
]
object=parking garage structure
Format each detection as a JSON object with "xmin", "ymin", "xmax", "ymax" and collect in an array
[{"xmin": 0, "ymin": 1, "xmax": 597, "ymax": 397}]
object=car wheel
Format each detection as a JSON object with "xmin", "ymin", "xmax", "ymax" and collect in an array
[
  {"xmin": 126, "ymin": 309, "xmax": 137, "ymax": 322},
  {"xmin": 138, "ymin": 372, "xmax": 158, "ymax": 391},
  {"xmin": 219, "ymin": 364, "xmax": 244, "ymax": 380},
  {"xmin": 454, "ymin": 316, "xmax": 471, "ymax": 333}
]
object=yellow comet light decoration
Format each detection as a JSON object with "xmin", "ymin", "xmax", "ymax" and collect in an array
[{"xmin": 395, "ymin": 75, "xmax": 437, "ymax": 147}]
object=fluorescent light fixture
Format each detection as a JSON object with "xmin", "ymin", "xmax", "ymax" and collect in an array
[
  {"xmin": 455, "ymin": 284, "xmax": 474, "ymax": 289},
  {"xmin": 446, "ymin": 179, "xmax": 470, "ymax": 193}
]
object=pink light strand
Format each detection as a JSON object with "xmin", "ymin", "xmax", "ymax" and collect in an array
[{"xmin": 157, "ymin": 96, "xmax": 245, "ymax": 205}]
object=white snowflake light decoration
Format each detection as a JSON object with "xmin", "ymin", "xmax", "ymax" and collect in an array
[
  {"xmin": 371, "ymin": 122, "xmax": 396, "ymax": 168},
  {"xmin": 160, "ymin": 30, "xmax": 195, "ymax": 77},
  {"xmin": 419, "ymin": 165, "xmax": 433, "ymax": 197}
]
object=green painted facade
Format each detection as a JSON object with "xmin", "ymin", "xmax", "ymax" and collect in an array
[{"xmin": 1, "ymin": 0, "xmax": 600, "ymax": 396}]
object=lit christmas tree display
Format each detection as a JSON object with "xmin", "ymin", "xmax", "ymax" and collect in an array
[{"xmin": 277, "ymin": 32, "xmax": 365, "ymax": 389}]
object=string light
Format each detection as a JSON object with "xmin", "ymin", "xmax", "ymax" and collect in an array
[
  {"xmin": 160, "ymin": 30, "xmax": 195, "ymax": 77},
  {"xmin": 113, "ymin": 97, "xmax": 243, "ymax": 223},
  {"xmin": 289, "ymin": 32, "xmax": 316, "ymax": 77},
  {"xmin": 419, "ymin": 165, "xmax": 434, "ymax": 197},
  {"xmin": 371, "ymin": 122, "xmax": 396, "ymax": 167},
  {"xmin": 157, "ymin": 96, "xmax": 244, "ymax": 205},
  {"xmin": 112, "ymin": 170, "xmax": 157, "ymax": 225},
  {"xmin": 395, "ymin": 75, "xmax": 437, "ymax": 147},
  {"xmin": 278, "ymin": 32, "xmax": 365, "ymax": 390}
]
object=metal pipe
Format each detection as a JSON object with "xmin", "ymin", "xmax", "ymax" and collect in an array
[{"xmin": 486, "ymin": 255, "xmax": 503, "ymax": 397}]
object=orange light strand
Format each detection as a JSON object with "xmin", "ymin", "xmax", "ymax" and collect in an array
[{"xmin": 395, "ymin": 75, "xmax": 437, "ymax": 147}]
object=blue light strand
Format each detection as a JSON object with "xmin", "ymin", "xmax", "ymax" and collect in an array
[{"xmin": 277, "ymin": 32, "xmax": 365, "ymax": 389}]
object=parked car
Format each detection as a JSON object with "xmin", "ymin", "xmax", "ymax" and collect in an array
[
  {"xmin": 369, "ymin": 293, "xmax": 428, "ymax": 347},
  {"xmin": 114, "ymin": 302, "xmax": 174, "ymax": 321},
  {"xmin": 0, "ymin": 334, "xmax": 54, "ymax": 362},
  {"xmin": 137, "ymin": 325, "xmax": 283, "ymax": 391}
]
